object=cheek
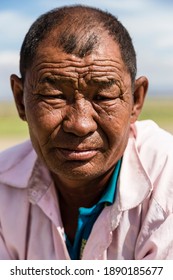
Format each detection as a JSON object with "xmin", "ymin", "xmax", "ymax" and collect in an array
[
  {"xmin": 90, "ymin": 105, "xmax": 131, "ymax": 171},
  {"xmin": 97, "ymin": 103, "xmax": 132, "ymax": 143},
  {"xmin": 25, "ymin": 101, "xmax": 64, "ymax": 144},
  {"xmin": 107, "ymin": 116, "xmax": 130, "ymax": 158}
]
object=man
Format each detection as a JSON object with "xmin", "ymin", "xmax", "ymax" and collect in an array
[{"xmin": 0, "ymin": 5, "xmax": 173, "ymax": 260}]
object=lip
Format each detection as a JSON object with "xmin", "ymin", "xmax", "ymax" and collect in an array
[{"xmin": 57, "ymin": 148, "xmax": 98, "ymax": 161}]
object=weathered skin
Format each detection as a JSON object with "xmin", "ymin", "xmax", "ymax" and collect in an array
[{"xmin": 11, "ymin": 29, "xmax": 148, "ymax": 241}]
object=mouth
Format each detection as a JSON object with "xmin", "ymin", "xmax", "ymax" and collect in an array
[{"xmin": 57, "ymin": 148, "xmax": 99, "ymax": 161}]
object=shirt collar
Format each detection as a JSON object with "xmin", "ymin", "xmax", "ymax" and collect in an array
[
  {"xmin": 118, "ymin": 136, "xmax": 152, "ymax": 210},
  {"xmin": 79, "ymin": 159, "xmax": 122, "ymax": 217},
  {"xmin": 99, "ymin": 159, "xmax": 122, "ymax": 205}
]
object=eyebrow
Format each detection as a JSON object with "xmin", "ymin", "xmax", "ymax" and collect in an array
[
  {"xmin": 39, "ymin": 75, "xmax": 76, "ymax": 85},
  {"xmin": 91, "ymin": 79, "xmax": 118, "ymax": 88},
  {"xmin": 39, "ymin": 74, "xmax": 119, "ymax": 91}
]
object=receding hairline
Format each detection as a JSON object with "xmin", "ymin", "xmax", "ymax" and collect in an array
[{"xmin": 20, "ymin": 5, "xmax": 137, "ymax": 82}]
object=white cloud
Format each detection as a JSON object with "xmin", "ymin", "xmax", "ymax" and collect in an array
[
  {"xmin": 0, "ymin": 51, "xmax": 19, "ymax": 100},
  {"xmin": 34, "ymin": 0, "xmax": 147, "ymax": 14},
  {"xmin": 0, "ymin": 11, "xmax": 33, "ymax": 51},
  {"xmin": 96, "ymin": 0, "xmax": 146, "ymax": 11},
  {"xmin": 137, "ymin": 50, "xmax": 173, "ymax": 92},
  {"xmin": 156, "ymin": 36, "xmax": 173, "ymax": 50},
  {"xmin": 0, "ymin": 51, "xmax": 19, "ymax": 65}
]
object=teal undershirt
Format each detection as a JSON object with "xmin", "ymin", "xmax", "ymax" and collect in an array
[{"xmin": 65, "ymin": 159, "xmax": 122, "ymax": 260}]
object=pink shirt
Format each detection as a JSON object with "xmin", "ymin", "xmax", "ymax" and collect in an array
[{"xmin": 0, "ymin": 120, "xmax": 173, "ymax": 259}]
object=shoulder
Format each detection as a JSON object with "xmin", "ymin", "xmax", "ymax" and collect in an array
[
  {"xmin": 0, "ymin": 140, "xmax": 32, "ymax": 165},
  {"xmin": 130, "ymin": 119, "xmax": 173, "ymax": 184},
  {"xmin": 0, "ymin": 140, "xmax": 37, "ymax": 188},
  {"xmin": 132, "ymin": 120, "xmax": 173, "ymax": 154}
]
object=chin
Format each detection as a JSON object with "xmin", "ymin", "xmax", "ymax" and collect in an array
[{"xmin": 50, "ymin": 160, "xmax": 105, "ymax": 181}]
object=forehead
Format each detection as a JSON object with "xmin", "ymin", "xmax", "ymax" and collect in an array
[{"xmin": 28, "ymin": 31, "xmax": 129, "ymax": 84}]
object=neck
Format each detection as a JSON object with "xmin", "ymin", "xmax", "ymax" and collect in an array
[
  {"xmin": 52, "ymin": 168, "xmax": 114, "ymax": 209},
  {"xmin": 52, "ymin": 168, "xmax": 114, "ymax": 242}
]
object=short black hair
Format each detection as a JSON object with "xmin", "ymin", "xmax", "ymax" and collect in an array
[{"xmin": 20, "ymin": 5, "xmax": 137, "ymax": 82}]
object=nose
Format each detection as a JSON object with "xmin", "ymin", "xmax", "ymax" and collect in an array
[{"xmin": 63, "ymin": 99, "xmax": 98, "ymax": 137}]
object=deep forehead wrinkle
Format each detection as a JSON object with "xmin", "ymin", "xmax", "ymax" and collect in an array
[
  {"xmin": 33, "ymin": 57, "xmax": 123, "ymax": 70},
  {"xmin": 33, "ymin": 58, "xmax": 124, "ymax": 81}
]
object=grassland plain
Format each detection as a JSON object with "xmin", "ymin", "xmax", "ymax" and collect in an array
[{"xmin": 0, "ymin": 98, "xmax": 173, "ymax": 151}]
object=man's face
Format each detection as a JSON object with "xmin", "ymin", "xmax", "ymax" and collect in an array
[{"xmin": 17, "ymin": 32, "xmax": 137, "ymax": 183}]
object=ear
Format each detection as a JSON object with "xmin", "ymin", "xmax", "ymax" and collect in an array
[
  {"xmin": 10, "ymin": 74, "xmax": 27, "ymax": 121},
  {"xmin": 130, "ymin": 76, "xmax": 148, "ymax": 123}
]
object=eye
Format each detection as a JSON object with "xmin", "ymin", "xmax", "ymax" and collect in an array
[
  {"xmin": 94, "ymin": 95, "xmax": 108, "ymax": 101},
  {"xmin": 45, "ymin": 94, "xmax": 66, "ymax": 100},
  {"xmin": 94, "ymin": 93, "xmax": 115, "ymax": 102},
  {"xmin": 38, "ymin": 93, "xmax": 66, "ymax": 100}
]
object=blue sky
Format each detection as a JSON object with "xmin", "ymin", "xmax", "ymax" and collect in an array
[{"xmin": 0, "ymin": 0, "xmax": 173, "ymax": 100}]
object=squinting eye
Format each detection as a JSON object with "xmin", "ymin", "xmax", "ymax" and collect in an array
[
  {"xmin": 50, "ymin": 94, "xmax": 66, "ymax": 100},
  {"xmin": 94, "ymin": 95, "xmax": 112, "ymax": 101},
  {"xmin": 94, "ymin": 95, "xmax": 106, "ymax": 101}
]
